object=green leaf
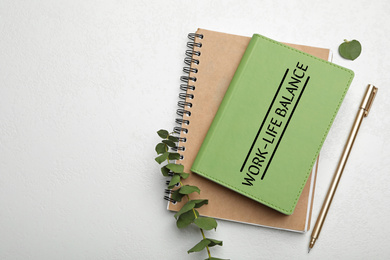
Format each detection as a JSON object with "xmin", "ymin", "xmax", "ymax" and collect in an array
[
  {"xmin": 179, "ymin": 185, "xmax": 201, "ymax": 195},
  {"xmin": 174, "ymin": 201, "xmax": 195, "ymax": 219},
  {"xmin": 155, "ymin": 143, "xmax": 166, "ymax": 154},
  {"xmin": 157, "ymin": 129, "xmax": 169, "ymax": 139},
  {"xmin": 339, "ymin": 39, "xmax": 362, "ymax": 60},
  {"xmin": 168, "ymin": 174, "xmax": 181, "ymax": 189},
  {"xmin": 162, "ymin": 139, "xmax": 176, "ymax": 147},
  {"xmin": 155, "ymin": 152, "xmax": 169, "ymax": 164},
  {"xmin": 187, "ymin": 239, "xmax": 211, "ymax": 253},
  {"xmin": 166, "ymin": 163, "xmax": 184, "ymax": 173},
  {"xmin": 194, "ymin": 217, "xmax": 217, "ymax": 230},
  {"xmin": 171, "ymin": 189, "xmax": 185, "ymax": 202},
  {"xmin": 176, "ymin": 209, "xmax": 199, "ymax": 229},
  {"xmin": 161, "ymin": 166, "xmax": 170, "ymax": 177},
  {"xmin": 205, "ymin": 258, "xmax": 229, "ymax": 260},
  {"xmin": 168, "ymin": 135, "xmax": 179, "ymax": 142},
  {"xmin": 187, "ymin": 238, "xmax": 223, "ymax": 254},
  {"xmin": 179, "ymin": 172, "xmax": 190, "ymax": 179},
  {"xmin": 168, "ymin": 152, "xmax": 180, "ymax": 160},
  {"xmin": 192, "ymin": 199, "xmax": 208, "ymax": 208},
  {"xmin": 206, "ymin": 238, "xmax": 223, "ymax": 247}
]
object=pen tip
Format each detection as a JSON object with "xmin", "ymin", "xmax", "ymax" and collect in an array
[{"xmin": 308, "ymin": 248, "xmax": 311, "ymax": 253}]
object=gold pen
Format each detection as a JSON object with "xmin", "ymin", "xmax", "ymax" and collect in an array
[{"xmin": 308, "ymin": 84, "xmax": 378, "ymax": 252}]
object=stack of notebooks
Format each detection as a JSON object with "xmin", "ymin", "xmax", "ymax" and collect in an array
[{"xmin": 167, "ymin": 28, "xmax": 354, "ymax": 232}]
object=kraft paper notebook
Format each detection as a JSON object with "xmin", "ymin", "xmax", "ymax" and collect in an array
[
  {"xmin": 191, "ymin": 34, "xmax": 354, "ymax": 215},
  {"xmin": 167, "ymin": 28, "xmax": 332, "ymax": 231}
]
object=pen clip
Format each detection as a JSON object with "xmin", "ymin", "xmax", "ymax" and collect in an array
[{"xmin": 360, "ymin": 84, "xmax": 378, "ymax": 117}]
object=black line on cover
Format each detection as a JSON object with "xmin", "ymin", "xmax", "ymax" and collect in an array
[
  {"xmin": 240, "ymin": 69, "xmax": 289, "ymax": 172},
  {"xmin": 261, "ymin": 76, "xmax": 310, "ymax": 180}
]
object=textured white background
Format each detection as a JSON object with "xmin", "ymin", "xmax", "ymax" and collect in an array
[{"xmin": 1, "ymin": 1, "xmax": 389, "ymax": 259}]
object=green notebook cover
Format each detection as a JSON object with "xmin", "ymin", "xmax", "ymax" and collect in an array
[{"xmin": 191, "ymin": 34, "xmax": 354, "ymax": 215}]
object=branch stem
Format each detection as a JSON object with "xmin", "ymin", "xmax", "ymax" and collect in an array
[
  {"xmin": 183, "ymin": 185, "xmax": 211, "ymax": 258},
  {"xmin": 162, "ymin": 134, "xmax": 213, "ymax": 259}
]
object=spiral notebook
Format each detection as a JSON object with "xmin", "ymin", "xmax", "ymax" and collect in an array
[{"xmin": 167, "ymin": 29, "xmax": 331, "ymax": 231}]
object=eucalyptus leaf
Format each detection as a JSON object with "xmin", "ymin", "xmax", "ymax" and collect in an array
[
  {"xmin": 157, "ymin": 129, "xmax": 169, "ymax": 139},
  {"xmin": 155, "ymin": 152, "xmax": 169, "ymax": 164},
  {"xmin": 206, "ymin": 238, "xmax": 223, "ymax": 247},
  {"xmin": 171, "ymin": 189, "xmax": 185, "ymax": 202},
  {"xmin": 192, "ymin": 199, "xmax": 208, "ymax": 208},
  {"xmin": 168, "ymin": 174, "xmax": 181, "ymax": 189},
  {"xmin": 155, "ymin": 143, "xmax": 166, "ymax": 154},
  {"xmin": 174, "ymin": 201, "xmax": 196, "ymax": 219},
  {"xmin": 176, "ymin": 209, "xmax": 199, "ymax": 229},
  {"xmin": 168, "ymin": 152, "xmax": 180, "ymax": 160},
  {"xmin": 168, "ymin": 135, "xmax": 179, "ymax": 142},
  {"xmin": 161, "ymin": 166, "xmax": 170, "ymax": 177},
  {"xmin": 187, "ymin": 239, "xmax": 211, "ymax": 253},
  {"xmin": 166, "ymin": 163, "xmax": 184, "ymax": 173},
  {"xmin": 339, "ymin": 39, "xmax": 361, "ymax": 60},
  {"xmin": 179, "ymin": 185, "xmax": 201, "ymax": 195},
  {"xmin": 179, "ymin": 172, "xmax": 190, "ymax": 179},
  {"xmin": 162, "ymin": 139, "xmax": 176, "ymax": 147},
  {"xmin": 194, "ymin": 217, "xmax": 217, "ymax": 230}
]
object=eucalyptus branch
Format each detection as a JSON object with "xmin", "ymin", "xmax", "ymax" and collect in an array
[{"xmin": 156, "ymin": 129, "xmax": 227, "ymax": 260}]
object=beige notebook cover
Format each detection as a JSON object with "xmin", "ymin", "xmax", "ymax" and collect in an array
[{"xmin": 168, "ymin": 28, "xmax": 330, "ymax": 232}]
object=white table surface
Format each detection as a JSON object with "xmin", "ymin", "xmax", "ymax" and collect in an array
[{"xmin": 1, "ymin": 1, "xmax": 389, "ymax": 259}]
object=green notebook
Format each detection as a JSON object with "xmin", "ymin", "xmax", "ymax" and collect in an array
[{"xmin": 191, "ymin": 34, "xmax": 354, "ymax": 215}]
